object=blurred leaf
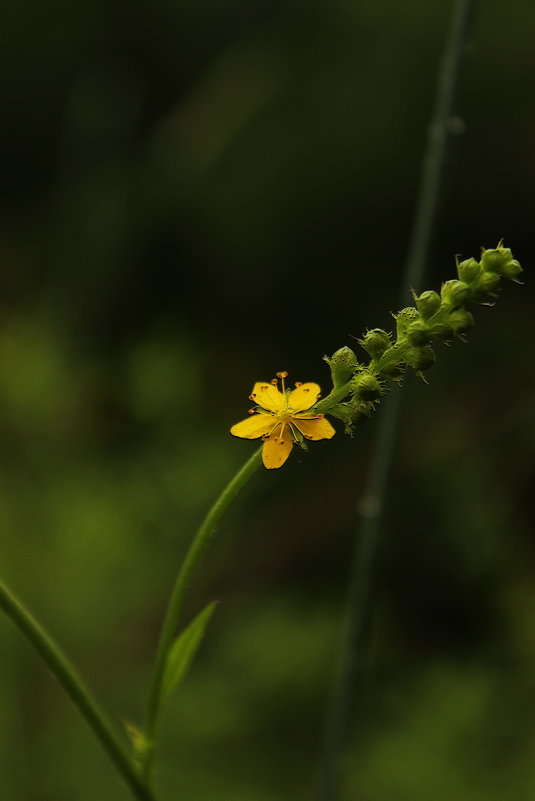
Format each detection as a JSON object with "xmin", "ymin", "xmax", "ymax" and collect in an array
[
  {"xmin": 123, "ymin": 720, "xmax": 150, "ymax": 762},
  {"xmin": 163, "ymin": 602, "xmax": 218, "ymax": 702}
]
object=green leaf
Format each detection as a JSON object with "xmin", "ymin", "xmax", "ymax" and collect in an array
[{"xmin": 162, "ymin": 601, "xmax": 218, "ymax": 701}]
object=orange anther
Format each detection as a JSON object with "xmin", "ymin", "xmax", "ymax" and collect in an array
[
  {"xmin": 248, "ymin": 394, "xmax": 256, "ymax": 401},
  {"xmin": 248, "ymin": 409, "xmax": 256, "ymax": 415},
  {"xmin": 294, "ymin": 381, "xmax": 302, "ymax": 387},
  {"xmin": 276, "ymin": 371, "xmax": 288, "ymax": 378},
  {"xmin": 270, "ymin": 378, "xmax": 278, "ymax": 385}
]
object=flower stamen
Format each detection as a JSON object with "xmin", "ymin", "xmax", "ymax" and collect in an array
[
  {"xmin": 276, "ymin": 371, "xmax": 288, "ymax": 395},
  {"xmin": 288, "ymin": 422, "xmax": 302, "ymax": 443}
]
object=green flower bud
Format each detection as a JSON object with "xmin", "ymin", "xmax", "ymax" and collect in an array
[
  {"xmin": 347, "ymin": 399, "xmax": 374, "ymax": 423},
  {"xmin": 324, "ymin": 346, "xmax": 359, "ymax": 388},
  {"xmin": 457, "ymin": 257, "xmax": 481, "ymax": 284},
  {"xmin": 352, "ymin": 372, "xmax": 383, "ymax": 401},
  {"xmin": 359, "ymin": 328, "xmax": 391, "ymax": 359},
  {"xmin": 406, "ymin": 320, "xmax": 432, "ymax": 346},
  {"xmin": 379, "ymin": 362, "xmax": 404, "ymax": 380},
  {"xmin": 428, "ymin": 320, "xmax": 454, "ymax": 341},
  {"xmin": 470, "ymin": 271, "xmax": 501, "ymax": 302},
  {"xmin": 403, "ymin": 345, "xmax": 436, "ymax": 371},
  {"xmin": 480, "ymin": 246, "xmax": 510, "ymax": 273},
  {"xmin": 448, "ymin": 308, "xmax": 474, "ymax": 335},
  {"xmin": 329, "ymin": 401, "xmax": 372, "ymax": 434},
  {"xmin": 395, "ymin": 307, "xmax": 420, "ymax": 338},
  {"xmin": 501, "ymin": 259, "xmax": 523, "ymax": 281},
  {"xmin": 480, "ymin": 245, "xmax": 523, "ymax": 281},
  {"xmin": 440, "ymin": 279, "xmax": 470, "ymax": 308},
  {"xmin": 415, "ymin": 290, "xmax": 441, "ymax": 321}
]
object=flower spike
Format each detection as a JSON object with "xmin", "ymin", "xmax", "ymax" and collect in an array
[{"xmin": 231, "ymin": 244, "xmax": 523, "ymax": 467}]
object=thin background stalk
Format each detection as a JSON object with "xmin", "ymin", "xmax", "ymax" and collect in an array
[{"xmin": 317, "ymin": 1, "xmax": 477, "ymax": 798}]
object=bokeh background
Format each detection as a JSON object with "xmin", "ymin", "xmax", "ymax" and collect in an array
[{"xmin": 0, "ymin": 1, "xmax": 533, "ymax": 799}]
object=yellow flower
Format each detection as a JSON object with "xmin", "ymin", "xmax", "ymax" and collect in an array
[{"xmin": 230, "ymin": 371, "xmax": 336, "ymax": 469}]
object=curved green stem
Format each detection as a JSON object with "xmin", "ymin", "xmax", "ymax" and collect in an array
[
  {"xmin": 141, "ymin": 445, "xmax": 263, "ymax": 782},
  {"xmin": 0, "ymin": 581, "xmax": 155, "ymax": 801}
]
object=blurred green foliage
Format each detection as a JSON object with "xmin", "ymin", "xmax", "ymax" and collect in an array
[{"xmin": 0, "ymin": 0, "xmax": 534, "ymax": 799}]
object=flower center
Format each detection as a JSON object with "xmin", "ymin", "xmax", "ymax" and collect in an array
[{"xmin": 276, "ymin": 410, "xmax": 293, "ymax": 424}]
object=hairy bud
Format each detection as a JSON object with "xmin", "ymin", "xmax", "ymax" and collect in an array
[
  {"xmin": 448, "ymin": 309, "xmax": 474, "ymax": 335},
  {"xmin": 324, "ymin": 346, "xmax": 359, "ymax": 388},
  {"xmin": 480, "ymin": 245, "xmax": 523, "ymax": 281},
  {"xmin": 457, "ymin": 257, "xmax": 481, "ymax": 284},
  {"xmin": 379, "ymin": 362, "xmax": 405, "ymax": 380},
  {"xmin": 414, "ymin": 290, "xmax": 441, "ymax": 321},
  {"xmin": 440, "ymin": 279, "xmax": 470, "ymax": 308},
  {"xmin": 406, "ymin": 320, "xmax": 432, "ymax": 346},
  {"xmin": 395, "ymin": 308, "xmax": 420, "ymax": 338},
  {"xmin": 352, "ymin": 373, "xmax": 382, "ymax": 401},
  {"xmin": 359, "ymin": 329, "xmax": 391, "ymax": 359},
  {"xmin": 403, "ymin": 346, "xmax": 436, "ymax": 371},
  {"xmin": 470, "ymin": 271, "xmax": 501, "ymax": 302}
]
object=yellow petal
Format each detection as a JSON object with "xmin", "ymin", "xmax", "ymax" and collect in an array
[
  {"xmin": 249, "ymin": 382, "xmax": 285, "ymax": 412},
  {"xmin": 287, "ymin": 382, "xmax": 321, "ymax": 412},
  {"xmin": 293, "ymin": 416, "xmax": 336, "ymax": 440},
  {"xmin": 262, "ymin": 427, "xmax": 293, "ymax": 469},
  {"xmin": 230, "ymin": 412, "xmax": 275, "ymax": 440}
]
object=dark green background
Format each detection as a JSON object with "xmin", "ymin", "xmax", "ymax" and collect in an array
[{"xmin": 0, "ymin": 1, "xmax": 533, "ymax": 799}]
